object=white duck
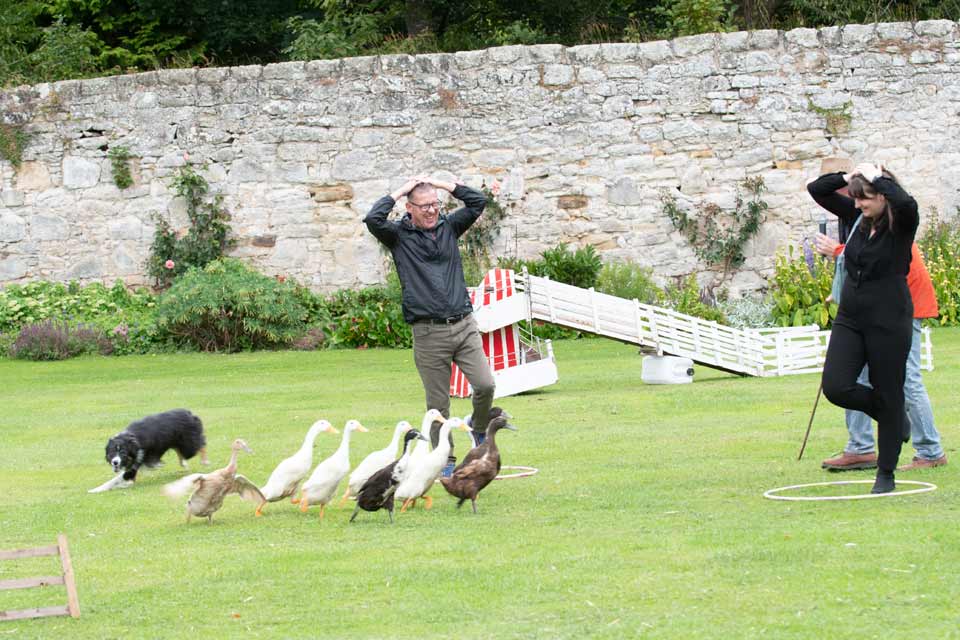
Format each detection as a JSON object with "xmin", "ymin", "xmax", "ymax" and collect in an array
[
  {"xmin": 299, "ymin": 419, "xmax": 367, "ymax": 519},
  {"xmin": 396, "ymin": 416, "xmax": 468, "ymax": 512},
  {"xmin": 406, "ymin": 408, "xmax": 445, "ymax": 471},
  {"xmin": 256, "ymin": 419, "xmax": 338, "ymax": 516},
  {"xmin": 341, "ymin": 420, "xmax": 413, "ymax": 505}
]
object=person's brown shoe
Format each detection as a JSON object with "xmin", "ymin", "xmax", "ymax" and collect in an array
[
  {"xmin": 897, "ymin": 455, "xmax": 948, "ymax": 471},
  {"xmin": 821, "ymin": 451, "xmax": 878, "ymax": 471}
]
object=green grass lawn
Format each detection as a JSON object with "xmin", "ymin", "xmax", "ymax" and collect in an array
[{"xmin": 1, "ymin": 329, "xmax": 958, "ymax": 639}]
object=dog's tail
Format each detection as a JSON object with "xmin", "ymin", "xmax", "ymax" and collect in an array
[{"xmin": 162, "ymin": 473, "xmax": 204, "ymax": 498}]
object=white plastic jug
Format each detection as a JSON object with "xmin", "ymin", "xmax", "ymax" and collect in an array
[{"xmin": 641, "ymin": 355, "xmax": 694, "ymax": 384}]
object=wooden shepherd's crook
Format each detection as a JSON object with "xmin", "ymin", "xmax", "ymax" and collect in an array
[{"xmin": 797, "ymin": 384, "xmax": 823, "ymax": 461}]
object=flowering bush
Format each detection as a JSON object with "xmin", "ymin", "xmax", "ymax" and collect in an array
[
  {"xmin": 147, "ymin": 165, "xmax": 233, "ymax": 288},
  {"xmin": 919, "ymin": 209, "xmax": 960, "ymax": 326},
  {"xmin": 0, "ymin": 280, "xmax": 163, "ymax": 355},
  {"xmin": 9, "ymin": 320, "xmax": 112, "ymax": 360}
]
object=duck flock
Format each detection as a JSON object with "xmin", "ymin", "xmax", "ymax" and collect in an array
[{"xmin": 162, "ymin": 407, "xmax": 516, "ymax": 524}]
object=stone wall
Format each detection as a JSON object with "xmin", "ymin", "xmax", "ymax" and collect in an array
[{"xmin": 2, "ymin": 21, "xmax": 959, "ymax": 294}]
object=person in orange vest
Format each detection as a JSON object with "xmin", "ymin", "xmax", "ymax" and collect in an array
[{"xmin": 811, "ymin": 176, "xmax": 946, "ymax": 476}]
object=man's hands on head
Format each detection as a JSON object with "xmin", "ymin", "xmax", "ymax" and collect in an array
[{"xmin": 391, "ymin": 175, "xmax": 459, "ymax": 201}]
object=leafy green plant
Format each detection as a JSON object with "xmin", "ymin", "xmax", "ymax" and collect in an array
[
  {"xmin": 108, "ymin": 145, "xmax": 134, "ymax": 189},
  {"xmin": 0, "ymin": 279, "xmax": 163, "ymax": 356},
  {"xmin": 0, "ymin": 123, "xmax": 30, "ymax": 170},
  {"xmin": 661, "ymin": 176, "xmax": 767, "ymax": 280},
  {"xmin": 539, "ymin": 243, "xmax": 603, "ymax": 290},
  {"xmin": 324, "ymin": 285, "xmax": 410, "ymax": 349},
  {"xmin": 661, "ymin": 274, "xmax": 727, "ymax": 324},
  {"xmin": 596, "ymin": 261, "xmax": 663, "ymax": 305},
  {"xmin": 919, "ymin": 207, "xmax": 960, "ymax": 326},
  {"xmin": 718, "ymin": 294, "xmax": 775, "ymax": 329},
  {"xmin": 156, "ymin": 258, "xmax": 309, "ymax": 352},
  {"xmin": 770, "ymin": 244, "xmax": 837, "ymax": 327},
  {"xmin": 282, "ymin": 13, "xmax": 381, "ymax": 60},
  {"xmin": 655, "ymin": 0, "xmax": 736, "ymax": 37},
  {"xmin": 8, "ymin": 319, "xmax": 112, "ymax": 360},
  {"xmin": 148, "ymin": 164, "xmax": 234, "ymax": 288},
  {"xmin": 490, "ymin": 19, "xmax": 548, "ymax": 45},
  {"xmin": 27, "ymin": 17, "xmax": 99, "ymax": 83}
]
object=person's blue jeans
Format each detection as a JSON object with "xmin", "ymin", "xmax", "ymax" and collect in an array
[{"xmin": 845, "ymin": 319, "xmax": 944, "ymax": 460}]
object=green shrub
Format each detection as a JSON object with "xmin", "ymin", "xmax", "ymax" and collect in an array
[
  {"xmin": 9, "ymin": 320, "xmax": 112, "ymax": 360},
  {"xmin": 655, "ymin": 0, "xmax": 736, "ymax": 37},
  {"xmin": 540, "ymin": 243, "xmax": 603, "ymax": 289},
  {"xmin": 770, "ymin": 244, "xmax": 837, "ymax": 328},
  {"xmin": 596, "ymin": 261, "xmax": 662, "ymax": 305},
  {"xmin": 324, "ymin": 285, "xmax": 411, "ymax": 349},
  {"xmin": 919, "ymin": 208, "xmax": 960, "ymax": 326},
  {"xmin": 156, "ymin": 259, "xmax": 309, "ymax": 352},
  {"xmin": 661, "ymin": 275, "xmax": 727, "ymax": 324},
  {"xmin": 718, "ymin": 294, "xmax": 775, "ymax": 329},
  {"xmin": 0, "ymin": 280, "xmax": 162, "ymax": 355}
]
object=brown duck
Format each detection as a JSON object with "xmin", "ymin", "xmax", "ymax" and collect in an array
[
  {"xmin": 163, "ymin": 438, "xmax": 266, "ymax": 524},
  {"xmin": 440, "ymin": 415, "xmax": 517, "ymax": 513}
]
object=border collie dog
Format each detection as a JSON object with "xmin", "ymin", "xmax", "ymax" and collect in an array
[{"xmin": 89, "ymin": 409, "xmax": 209, "ymax": 493}]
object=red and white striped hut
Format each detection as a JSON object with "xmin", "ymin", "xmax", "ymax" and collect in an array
[{"xmin": 450, "ymin": 269, "xmax": 558, "ymax": 399}]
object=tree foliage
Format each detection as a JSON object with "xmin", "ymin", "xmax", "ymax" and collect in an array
[{"xmin": 3, "ymin": 0, "xmax": 960, "ymax": 86}]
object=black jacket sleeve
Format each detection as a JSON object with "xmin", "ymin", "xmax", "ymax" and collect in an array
[
  {"xmin": 444, "ymin": 185, "xmax": 488, "ymax": 238},
  {"xmin": 872, "ymin": 176, "xmax": 919, "ymax": 238},
  {"xmin": 363, "ymin": 195, "xmax": 400, "ymax": 248},
  {"xmin": 806, "ymin": 172, "xmax": 858, "ymax": 224}
]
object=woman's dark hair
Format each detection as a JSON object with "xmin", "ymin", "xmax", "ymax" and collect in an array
[{"xmin": 848, "ymin": 167, "xmax": 899, "ymax": 233}]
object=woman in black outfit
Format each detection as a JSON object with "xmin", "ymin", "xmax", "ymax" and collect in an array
[{"xmin": 807, "ymin": 163, "xmax": 919, "ymax": 494}]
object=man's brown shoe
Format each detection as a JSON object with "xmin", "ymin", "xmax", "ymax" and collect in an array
[
  {"xmin": 897, "ymin": 455, "xmax": 948, "ymax": 471},
  {"xmin": 821, "ymin": 451, "xmax": 878, "ymax": 471}
]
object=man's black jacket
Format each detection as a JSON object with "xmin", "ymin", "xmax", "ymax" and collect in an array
[{"xmin": 363, "ymin": 184, "xmax": 487, "ymax": 324}]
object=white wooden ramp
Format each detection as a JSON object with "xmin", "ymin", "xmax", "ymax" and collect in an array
[{"xmin": 517, "ymin": 271, "xmax": 932, "ymax": 378}]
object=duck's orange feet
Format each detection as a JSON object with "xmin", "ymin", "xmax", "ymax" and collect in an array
[
  {"xmin": 290, "ymin": 495, "xmax": 300, "ymax": 504},
  {"xmin": 299, "ymin": 496, "xmax": 309, "ymax": 513},
  {"xmin": 338, "ymin": 487, "xmax": 351, "ymax": 507},
  {"xmin": 318, "ymin": 504, "xmax": 326, "ymax": 520},
  {"xmin": 423, "ymin": 495, "xmax": 433, "ymax": 510},
  {"xmin": 400, "ymin": 498, "xmax": 413, "ymax": 513},
  {"xmin": 255, "ymin": 504, "xmax": 265, "ymax": 517}
]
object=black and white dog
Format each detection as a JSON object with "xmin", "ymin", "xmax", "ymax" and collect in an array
[{"xmin": 89, "ymin": 409, "xmax": 209, "ymax": 493}]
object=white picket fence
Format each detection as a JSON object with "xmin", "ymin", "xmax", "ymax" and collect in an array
[{"xmin": 517, "ymin": 272, "xmax": 933, "ymax": 378}]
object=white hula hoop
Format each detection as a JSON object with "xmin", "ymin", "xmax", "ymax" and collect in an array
[
  {"xmin": 763, "ymin": 479, "xmax": 937, "ymax": 501},
  {"xmin": 495, "ymin": 465, "xmax": 539, "ymax": 480}
]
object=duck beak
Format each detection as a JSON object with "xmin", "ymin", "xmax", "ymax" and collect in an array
[
  {"xmin": 242, "ymin": 444, "xmax": 254, "ymax": 454},
  {"xmin": 416, "ymin": 433, "xmax": 429, "ymax": 441},
  {"xmin": 503, "ymin": 422, "xmax": 518, "ymax": 432},
  {"xmin": 356, "ymin": 424, "xmax": 369, "ymax": 433},
  {"xmin": 327, "ymin": 426, "xmax": 339, "ymax": 434}
]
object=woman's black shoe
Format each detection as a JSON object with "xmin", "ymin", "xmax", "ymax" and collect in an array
[{"xmin": 871, "ymin": 470, "xmax": 895, "ymax": 494}]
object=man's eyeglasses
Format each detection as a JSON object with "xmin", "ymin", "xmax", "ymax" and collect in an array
[{"xmin": 409, "ymin": 201, "xmax": 441, "ymax": 211}]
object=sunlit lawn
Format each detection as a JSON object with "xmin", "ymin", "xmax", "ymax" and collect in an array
[{"xmin": 1, "ymin": 329, "xmax": 958, "ymax": 639}]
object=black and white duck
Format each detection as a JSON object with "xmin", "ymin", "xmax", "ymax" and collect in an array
[{"xmin": 350, "ymin": 429, "xmax": 428, "ymax": 523}]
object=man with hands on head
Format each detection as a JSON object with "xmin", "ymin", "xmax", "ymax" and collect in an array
[{"xmin": 363, "ymin": 175, "xmax": 495, "ymax": 476}]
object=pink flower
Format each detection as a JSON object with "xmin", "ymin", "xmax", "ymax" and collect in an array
[
  {"xmin": 164, "ymin": 259, "xmax": 175, "ymax": 270},
  {"xmin": 490, "ymin": 179, "xmax": 502, "ymax": 196}
]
